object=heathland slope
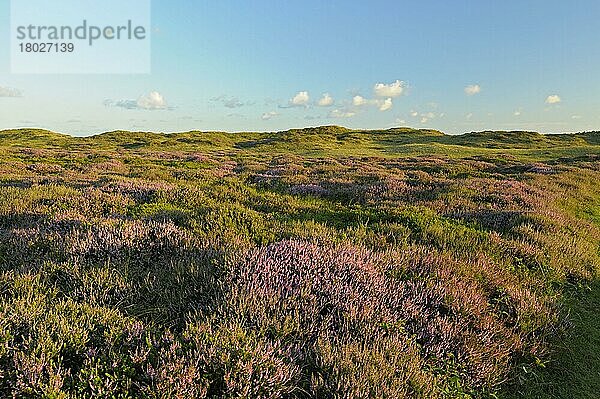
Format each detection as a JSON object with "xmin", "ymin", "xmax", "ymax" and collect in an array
[
  {"xmin": 2, "ymin": 126, "xmax": 600, "ymax": 157},
  {"xmin": 0, "ymin": 127, "xmax": 599, "ymax": 398}
]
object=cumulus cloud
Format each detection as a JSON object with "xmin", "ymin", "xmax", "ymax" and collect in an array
[
  {"xmin": 105, "ymin": 91, "xmax": 169, "ymax": 110},
  {"xmin": 261, "ymin": 111, "xmax": 278, "ymax": 120},
  {"xmin": 464, "ymin": 84, "xmax": 481, "ymax": 96},
  {"xmin": 329, "ymin": 109, "xmax": 356, "ymax": 118},
  {"xmin": 378, "ymin": 98, "xmax": 393, "ymax": 112},
  {"xmin": 546, "ymin": 95, "xmax": 561, "ymax": 104},
  {"xmin": 514, "ymin": 110, "xmax": 522, "ymax": 116},
  {"xmin": 353, "ymin": 95, "xmax": 369, "ymax": 106},
  {"xmin": 571, "ymin": 115, "xmax": 582, "ymax": 119},
  {"xmin": 317, "ymin": 93, "xmax": 334, "ymax": 107},
  {"xmin": 137, "ymin": 91, "xmax": 168, "ymax": 110},
  {"xmin": 0, "ymin": 86, "xmax": 23, "ymax": 97},
  {"xmin": 290, "ymin": 91, "xmax": 310, "ymax": 107},
  {"xmin": 466, "ymin": 113, "xmax": 474, "ymax": 120},
  {"xmin": 352, "ymin": 95, "xmax": 391, "ymax": 111},
  {"xmin": 374, "ymin": 80, "xmax": 406, "ymax": 98}
]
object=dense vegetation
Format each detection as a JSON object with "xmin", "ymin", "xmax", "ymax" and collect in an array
[{"xmin": 0, "ymin": 126, "xmax": 599, "ymax": 398}]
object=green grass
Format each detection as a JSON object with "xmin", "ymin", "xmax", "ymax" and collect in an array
[
  {"xmin": 0, "ymin": 126, "xmax": 599, "ymax": 398},
  {"xmin": 501, "ymin": 175, "xmax": 600, "ymax": 399},
  {"xmin": 2, "ymin": 126, "xmax": 600, "ymax": 161},
  {"xmin": 502, "ymin": 283, "xmax": 600, "ymax": 399}
]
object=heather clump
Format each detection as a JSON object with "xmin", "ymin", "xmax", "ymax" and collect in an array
[{"xmin": 222, "ymin": 240, "xmax": 560, "ymax": 393}]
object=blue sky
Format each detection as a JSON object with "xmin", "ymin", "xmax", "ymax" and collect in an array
[{"xmin": 0, "ymin": 0, "xmax": 599, "ymax": 136}]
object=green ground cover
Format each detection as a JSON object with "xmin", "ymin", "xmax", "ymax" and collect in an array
[{"xmin": 0, "ymin": 126, "xmax": 598, "ymax": 398}]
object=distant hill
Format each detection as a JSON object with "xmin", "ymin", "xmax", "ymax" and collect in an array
[
  {"xmin": 0, "ymin": 128, "xmax": 73, "ymax": 148},
  {"xmin": 1, "ymin": 126, "xmax": 599, "ymax": 160},
  {"xmin": 577, "ymin": 131, "xmax": 600, "ymax": 145}
]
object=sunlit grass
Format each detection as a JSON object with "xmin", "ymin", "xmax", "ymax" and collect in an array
[{"xmin": 0, "ymin": 126, "xmax": 599, "ymax": 398}]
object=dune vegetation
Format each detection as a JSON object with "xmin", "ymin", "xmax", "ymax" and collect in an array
[{"xmin": 0, "ymin": 126, "xmax": 599, "ymax": 398}]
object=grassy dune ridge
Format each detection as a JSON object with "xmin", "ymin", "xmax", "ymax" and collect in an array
[{"xmin": 0, "ymin": 126, "xmax": 599, "ymax": 398}]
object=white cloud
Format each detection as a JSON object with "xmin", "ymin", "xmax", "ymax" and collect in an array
[
  {"xmin": 466, "ymin": 113, "xmax": 474, "ymax": 120},
  {"xmin": 137, "ymin": 91, "xmax": 168, "ymax": 110},
  {"xmin": 464, "ymin": 84, "xmax": 481, "ymax": 96},
  {"xmin": 546, "ymin": 95, "xmax": 561, "ymax": 104},
  {"xmin": 514, "ymin": 110, "xmax": 522, "ymax": 116},
  {"xmin": 396, "ymin": 118, "xmax": 406, "ymax": 124},
  {"xmin": 374, "ymin": 80, "xmax": 406, "ymax": 98},
  {"xmin": 105, "ymin": 91, "xmax": 169, "ymax": 110},
  {"xmin": 353, "ymin": 95, "xmax": 368, "ymax": 106},
  {"xmin": 378, "ymin": 98, "xmax": 393, "ymax": 112},
  {"xmin": 410, "ymin": 110, "xmax": 439, "ymax": 123},
  {"xmin": 572, "ymin": 115, "xmax": 582, "ymax": 119},
  {"xmin": 317, "ymin": 93, "xmax": 334, "ymax": 107},
  {"xmin": 211, "ymin": 95, "xmax": 253, "ymax": 108},
  {"xmin": 352, "ymin": 95, "xmax": 393, "ymax": 111},
  {"xmin": 261, "ymin": 111, "xmax": 278, "ymax": 120},
  {"xmin": 329, "ymin": 109, "xmax": 356, "ymax": 118},
  {"xmin": 0, "ymin": 86, "xmax": 23, "ymax": 97},
  {"xmin": 290, "ymin": 91, "xmax": 310, "ymax": 107}
]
